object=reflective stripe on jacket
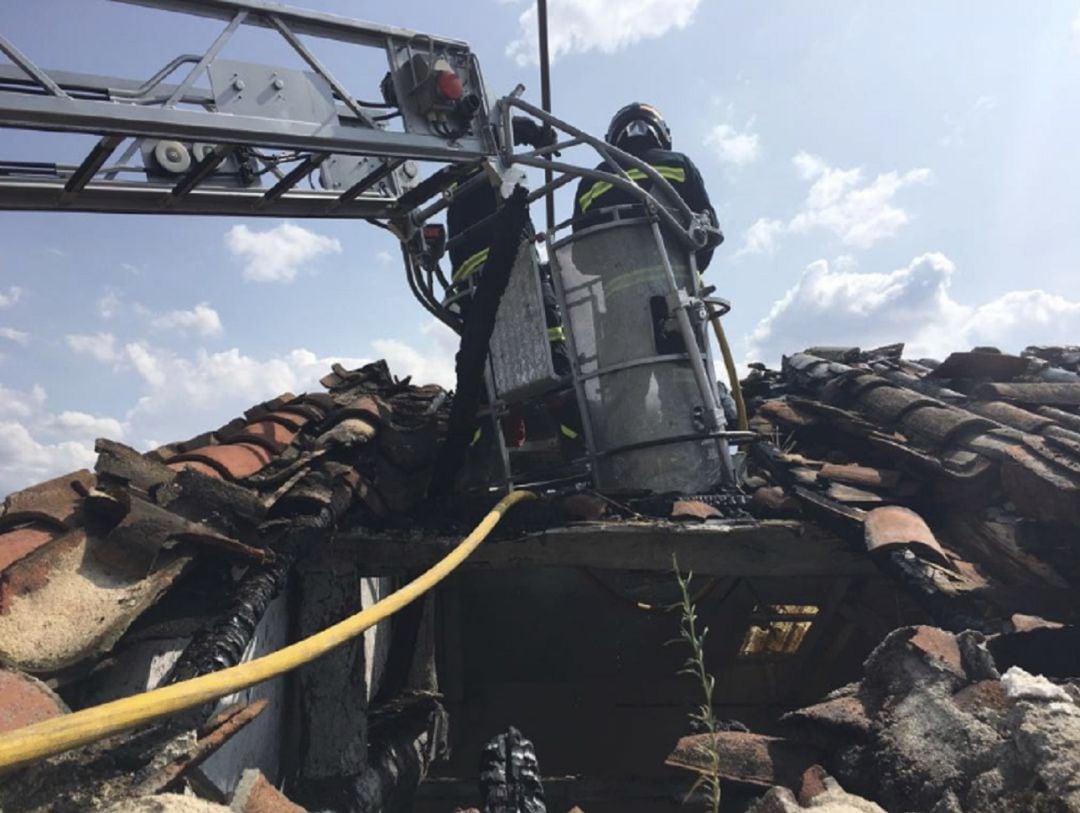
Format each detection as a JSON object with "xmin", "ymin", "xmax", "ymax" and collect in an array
[{"xmin": 577, "ymin": 165, "xmax": 687, "ymax": 213}]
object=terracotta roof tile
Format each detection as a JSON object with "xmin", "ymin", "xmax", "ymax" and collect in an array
[
  {"xmin": 261, "ymin": 409, "xmax": 311, "ymax": 430},
  {"xmin": 167, "ymin": 459, "xmax": 225, "ymax": 480},
  {"xmin": 242, "ymin": 393, "xmax": 297, "ymax": 423},
  {"xmin": 0, "ymin": 523, "xmax": 58, "ymax": 572},
  {"xmin": 0, "ymin": 470, "xmax": 94, "ymax": 530},
  {"xmin": 0, "ymin": 668, "xmax": 69, "ymax": 733},
  {"xmin": 169, "ymin": 442, "xmax": 274, "ymax": 481},
  {"xmin": 232, "ymin": 420, "xmax": 299, "ymax": 454}
]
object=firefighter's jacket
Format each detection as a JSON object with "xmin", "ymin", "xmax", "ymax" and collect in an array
[
  {"xmin": 571, "ymin": 148, "xmax": 719, "ymax": 271},
  {"xmin": 446, "ymin": 170, "xmax": 500, "ymax": 285},
  {"xmin": 445, "ymin": 172, "xmax": 566, "ymax": 358}
]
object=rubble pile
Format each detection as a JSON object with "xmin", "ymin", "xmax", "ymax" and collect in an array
[
  {"xmin": 695, "ymin": 622, "xmax": 1080, "ymax": 813},
  {"xmin": 2, "ymin": 344, "xmax": 1080, "ymax": 811},
  {"xmin": 0, "ymin": 361, "xmax": 450, "ymax": 811}
]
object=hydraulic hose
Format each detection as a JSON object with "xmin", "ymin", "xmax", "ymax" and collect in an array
[
  {"xmin": 708, "ymin": 305, "xmax": 748, "ymax": 432},
  {"xmin": 0, "ymin": 490, "xmax": 536, "ymax": 773}
]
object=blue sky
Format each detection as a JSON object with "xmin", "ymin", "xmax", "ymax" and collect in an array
[{"xmin": 2, "ymin": 0, "xmax": 1080, "ymax": 492}]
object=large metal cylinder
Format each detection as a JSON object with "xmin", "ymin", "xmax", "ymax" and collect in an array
[{"xmin": 551, "ymin": 217, "xmax": 723, "ymax": 493}]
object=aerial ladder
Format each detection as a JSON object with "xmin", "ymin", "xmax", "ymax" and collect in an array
[{"xmin": 0, "ymin": 0, "xmax": 752, "ymax": 497}]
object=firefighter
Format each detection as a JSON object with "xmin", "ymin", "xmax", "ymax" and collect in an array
[
  {"xmin": 573, "ymin": 104, "xmax": 735, "ymax": 428},
  {"xmin": 448, "ymin": 116, "xmax": 581, "ymax": 469},
  {"xmin": 572, "ymin": 102, "xmax": 722, "ymax": 271},
  {"xmin": 446, "ymin": 116, "xmax": 570, "ymax": 376}
]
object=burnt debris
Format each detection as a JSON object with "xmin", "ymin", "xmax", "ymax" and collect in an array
[{"xmin": 0, "ymin": 343, "xmax": 1079, "ymax": 811}]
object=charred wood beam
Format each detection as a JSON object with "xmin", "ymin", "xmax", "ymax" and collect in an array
[
  {"xmin": 295, "ymin": 548, "xmax": 369, "ymax": 782},
  {"xmin": 339, "ymin": 521, "xmax": 880, "ymax": 578},
  {"xmin": 130, "ymin": 700, "xmax": 268, "ymax": 795},
  {"xmin": 0, "ymin": 700, "xmax": 261, "ymax": 810},
  {"xmin": 166, "ymin": 514, "xmax": 330, "ymax": 685},
  {"xmin": 296, "ymin": 693, "xmax": 446, "ymax": 813}
]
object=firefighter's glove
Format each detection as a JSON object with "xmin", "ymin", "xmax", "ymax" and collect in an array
[{"xmin": 512, "ymin": 116, "xmax": 559, "ymax": 154}]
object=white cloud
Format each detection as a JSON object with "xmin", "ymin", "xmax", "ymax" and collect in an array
[
  {"xmin": 0, "ymin": 384, "xmax": 38, "ymax": 419},
  {"xmin": 0, "ymin": 286, "xmax": 22, "ymax": 308},
  {"xmin": 736, "ymin": 218, "xmax": 785, "ymax": 257},
  {"xmin": 66, "ymin": 331, "xmax": 119, "ymax": 363},
  {"xmin": 0, "ymin": 385, "xmax": 118, "ymax": 496},
  {"xmin": 150, "ymin": 302, "xmax": 224, "ymax": 337},
  {"xmin": 0, "ymin": 422, "xmax": 98, "ymax": 496},
  {"xmin": 376, "ymin": 250, "xmax": 394, "ymax": 265},
  {"xmin": 371, "ymin": 319, "xmax": 458, "ymax": 389},
  {"xmin": 121, "ymin": 322, "xmax": 456, "ymax": 446},
  {"xmin": 703, "ymin": 121, "xmax": 761, "ymax": 167},
  {"xmin": 98, "ymin": 290, "xmax": 122, "ymax": 320},
  {"xmin": 0, "ymin": 327, "xmax": 28, "ymax": 345},
  {"xmin": 45, "ymin": 411, "xmax": 125, "ymax": 441},
  {"xmin": 506, "ymin": 0, "xmax": 700, "ymax": 65},
  {"xmin": 225, "ymin": 223, "xmax": 342, "ymax": 283},
  {"xmin": 2, "ymin": 323, "xmax": 459, "ymax": 495},
  {"xmin": 735, "ymin": 153, "xmax": 932, "ymax": 257},
  {"xmin": 788, "ymin": 152, "xmax": 932, "ymax": 249},
  {"xmin": 119, "ymin": 343, "xmax": 368, "ymax": 450},
  {"xmin": 746, "ymin": 252, "xmax": 1080, "ymax": 365}
]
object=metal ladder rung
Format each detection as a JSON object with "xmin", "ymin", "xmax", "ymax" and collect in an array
[
  {"xmin": 167, "ymin": 146, "xmax": 235, "ymax": 202},
  {"xmin": 62, "ymin": 135, "xmax": 123, "ymax": 201},
  {"xmin": 328, "ymin": 159, "xmax": 401, "ymax": 211},
  {"xmin": 262, "ymin": 153, "xmax": 328, "ymax": 203}
]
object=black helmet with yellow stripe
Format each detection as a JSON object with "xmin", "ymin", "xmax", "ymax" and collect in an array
[{"xmin": 605, "ymin": 103, "xmax": 672, "ymax": 152}]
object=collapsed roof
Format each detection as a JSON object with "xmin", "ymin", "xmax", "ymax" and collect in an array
[{"xmin": 0, "ymin": 343, "xmax": 1078, "ymax": 812}]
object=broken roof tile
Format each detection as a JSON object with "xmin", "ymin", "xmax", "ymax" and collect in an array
[
  {"xmin": 261, "ymin": 409, "xmax": 311, "ymax": 430},
  {"xmin": 925, "ymin": 351, "xmax": 1031, "ymax": 381},
  {"xmin": 167, "ymin": 459, "xmax": 225, "ymax": 480},
  {"xmin": 975, "ymin": 382, "xmax": 1080, "ymax": 406},
  {"xmin": 168, "ymin": 442, "xmax": 274, "ymax": 481},
  {"xmin": 0, "ymin": 469, "xmax": 94, "ymax": 531},
  {"xmin": 0, "ymin": 523, "xmax": 59, "ymax": 573},
  {"xmin": 968, "ymin": 401, "xmax": 1058, "ymax": 434},
  {"xmin": 759, "ymin": 399, "xmax": 817, "ymax": 426},
  {"xmin": 0, "ymin": 528, "xmax": 190, "ymax": 672},
  {"xmin": 853, "ymin": 385, "xmax": 939, "ymax": 426},
  {"xmin": 899, "ymin": 404, "xmax": 995, "ymax": 447},
  {"xmin": 665, "ymin": 731, "xmax": 819, "ymax": 789},
  {"xmin": 231, "ymin": 768, "xmax": 306, "ymax": 813},
  {"xmin": 316, "ymin": 417, "xmax": 377, "ymax": 447},
  {"xmin": 671, "ymin": 500, "xmax": 723, "ymax": 521},
  {"xmin": 0, "ymin": 668, "xmax": 69, "ymax": 734},
  {"xmin": 782, "ymin": 694, "xmax": 872, "ymax": 738},
  {"xmin": 242, "ymin": 392, "xmax": 297, "ymax": 423},
  {"xmin": 864, "ymin": 506, "xmax": 950, "ymax": 567},
  {"xmin": 825, "ymin": 482, "xmax": 885, "ymax": 505},
  {"xmin": 231, "ymin": 420, "xmax": 299, "ymax": 454},
  {"xmin": 819, "ymin": 463, "xmax": 900, "ymax": 490}
]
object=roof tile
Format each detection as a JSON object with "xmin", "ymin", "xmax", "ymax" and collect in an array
[
  {"xmin": 0, "ymin": 668, "xmax": 69, "ymax": 733},
  {"xmin": 0, "ymin": 523, "xmax": 58, "ymax": 573},
  {"xmin": 0, "ymin": 470, "xmax": 94, "ymax": 531},
  {"xmin": 167, "ymin": 459, "xmax": 225, "ymax": 480},
  {"xmin": 169, "ymin": 442, "xmax": 274, "ymax": 481},
  {"xmin": 233, "ymin": 420, "xmax": 299, "ymax": 453}
]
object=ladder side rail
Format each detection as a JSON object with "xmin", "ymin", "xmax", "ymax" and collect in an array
[{"xmin": 112, "ymin": 0, "xmax": 471, "ymax": 51}]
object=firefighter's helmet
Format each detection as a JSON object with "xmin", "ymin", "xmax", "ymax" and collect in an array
[{"xmin": 605, "ymin": 103, "xmax": 672, "ymax": 151}]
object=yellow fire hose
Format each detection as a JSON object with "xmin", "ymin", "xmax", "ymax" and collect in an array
[
  {"xmin": 0, "ymin": 490, "xmax": 536, "ymax": 773},
  {"xmin": 707, "ymin": 304, "xmax": 748, "ymax": 431}
]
